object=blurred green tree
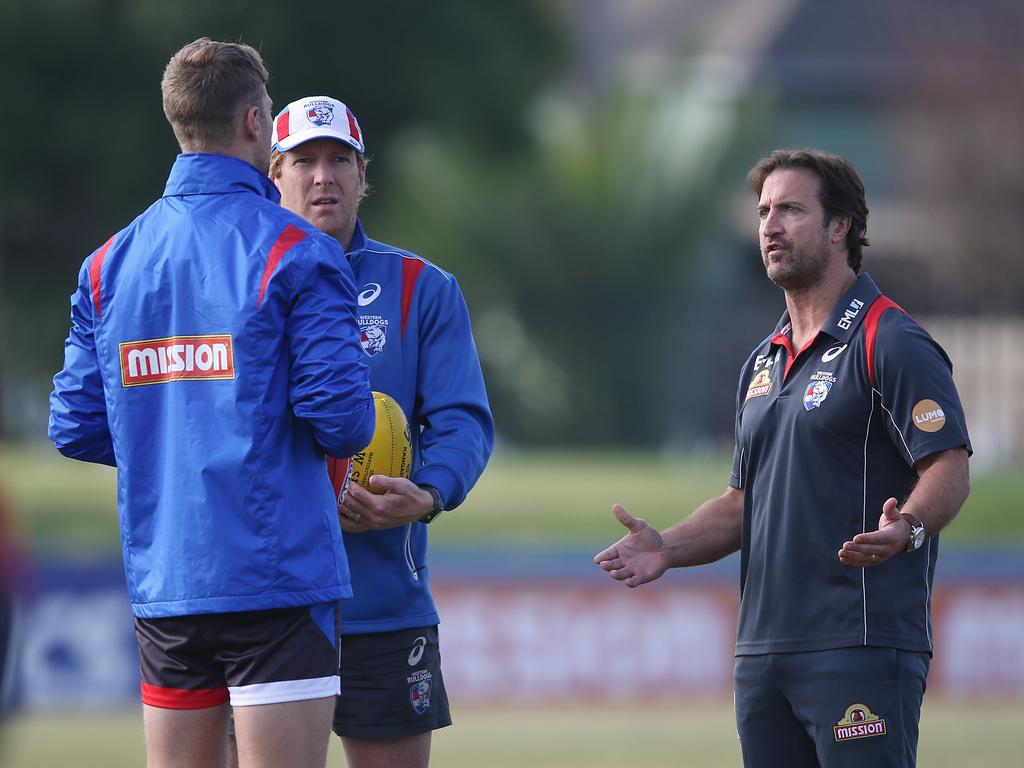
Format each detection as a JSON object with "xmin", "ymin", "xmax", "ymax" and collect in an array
[
  {"xmin": 0, "ymin": 0, "xmax": 564, "ymax": 438},
  {"xmin": 377, "ymin": 77, "xmax": 772, "ymax": 446}
]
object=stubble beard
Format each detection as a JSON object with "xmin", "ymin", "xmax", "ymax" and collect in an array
[{"xmin": 762, "ymin": 229, "xmax": 831, "ymax": 293}]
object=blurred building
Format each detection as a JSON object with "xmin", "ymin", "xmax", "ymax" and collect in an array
[{"xmin": 554, "ymin": 0, "xmax": 1024, "ymax": 462}]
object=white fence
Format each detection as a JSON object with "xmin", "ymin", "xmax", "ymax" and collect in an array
[{"xmin": 924, "ymin": 316, "xmax": 1024, "ymax": 468}]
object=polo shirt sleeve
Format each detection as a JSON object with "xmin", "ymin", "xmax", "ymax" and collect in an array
[{"xmin": 872, "ymin": 311, "xmax": 973, "ymax": 467}]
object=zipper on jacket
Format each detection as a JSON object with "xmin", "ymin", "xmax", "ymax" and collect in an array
[{"xmin": 404, "ymin": 524, "xmax": 419, "ymax": 580}]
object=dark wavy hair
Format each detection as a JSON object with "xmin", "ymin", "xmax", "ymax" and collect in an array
[{"xmin": 747, "ymin": 149, "xmax": 870, "ymax": 273}]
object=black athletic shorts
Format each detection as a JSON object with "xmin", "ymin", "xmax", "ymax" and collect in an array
[
  {"xmin": 136, "ymin": 601, "xmax": 341, "ymax": 710},
  {"xmin": 333, "ymin": 625, "xmax": 452, "ymax": 740}
]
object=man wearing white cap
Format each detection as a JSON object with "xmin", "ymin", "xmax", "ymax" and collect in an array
[{"xmin": 226, "ymin": 96, "xmax": 493, "ymax": 768}]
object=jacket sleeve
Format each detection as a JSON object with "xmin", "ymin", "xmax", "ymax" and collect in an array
[
  {"xmin": 411, "ymin": 275, "xmax": 494, "ymax": 510},
  {"xmin": 48, "ymin": 258, "xmax": 116, "ymax": 466},
  {"xmin": 285, "ymin": 237, "xmax": 376, "ymax": 457}
]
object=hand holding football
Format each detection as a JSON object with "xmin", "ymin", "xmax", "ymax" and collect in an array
[{"xmin": 326, "ymin": 391, "xmax": 412, "ymax": 504}]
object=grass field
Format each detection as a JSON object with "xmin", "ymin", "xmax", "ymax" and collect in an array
[
  {"xmin": 2, "ymin": 700, "xmax": 1019, "ymax": 767},
  {"xmin": 3, "ymin": 443, "xmax": 1023, "ymax": 551},
  {"xmin": 3, "ymin": 443, "xmax": 1021, "ymax": 766}
]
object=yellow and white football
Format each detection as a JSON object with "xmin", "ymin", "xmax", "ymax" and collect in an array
[{"xmin": 349, "ymin": 391, "xmax": 412, "ymax": 493}]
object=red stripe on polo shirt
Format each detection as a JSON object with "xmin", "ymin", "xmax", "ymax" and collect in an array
[
  {"xmin": 141, "ymin": 682, "xmax": 228, "ymax": 710},
  {"xmin": 89, "ymin": 236, "xmax": 116, "ymax": 320},
  {"xmin": 400, "ymin": 259, "xmax": 426, "ymax": 340},
  {"xmin": 258, "ymin": 225, "xmax": 307, "ymax": 307},
  {"xmin": 863, "ymin": 295, "xmax": 905, "ymax": 387},
  {"xmin": 772, "ymin": 331, "xmax": 821, "ymax": 382}
]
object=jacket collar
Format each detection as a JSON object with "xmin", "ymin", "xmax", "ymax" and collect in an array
[
  {"xmin": 346, "ymin": 220, "xmax": 368, "ymax": 259},
  {"xmin": 163, "ymin": 154, "xmax": 281, "ymax": 204}
]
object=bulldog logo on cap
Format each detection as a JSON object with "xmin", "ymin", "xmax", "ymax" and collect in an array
[{"xmin": 306, "ymin": 100, "xmax": 335, "ymax": 126}]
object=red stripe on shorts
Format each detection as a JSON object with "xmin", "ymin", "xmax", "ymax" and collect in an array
[{"xmin": 141, "ymin": 682, "xmax": 229, "ymax": 710}]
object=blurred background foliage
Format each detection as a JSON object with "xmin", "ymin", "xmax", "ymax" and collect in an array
[{"xmin": 1, "ymin": 0, "xmax": 1022, "ymax": 456}]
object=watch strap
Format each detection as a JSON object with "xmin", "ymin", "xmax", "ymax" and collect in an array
[
  {"xmin": 898, "ymin": 511, "xmax": 925, "ymax": 551},
  {"xmin": 418, "ymin": 485, "xmax": 444, "ymax": 524}
]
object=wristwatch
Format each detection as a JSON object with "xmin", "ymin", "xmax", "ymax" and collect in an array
[
  {"xmin": 418, "ymin": 485, "xmax": 444, "ymax": 524},
  {"xmin": 899, "ymin": 511, "xmax": 926, "ymax": 552}
]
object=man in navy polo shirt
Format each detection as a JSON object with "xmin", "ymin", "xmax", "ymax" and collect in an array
[{"xmin": 595, "ymin": 149, "xmax": 971, "ymax": 767}]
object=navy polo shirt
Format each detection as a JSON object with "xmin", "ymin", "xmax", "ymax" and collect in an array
[{"xmin": 729, "ymin": 273, "xmax": 971, "ymax": 655}]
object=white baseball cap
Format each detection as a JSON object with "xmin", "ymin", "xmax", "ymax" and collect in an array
[{"xmin": 272, "ymin": 95, "xmax": 365, "ymax": 154}]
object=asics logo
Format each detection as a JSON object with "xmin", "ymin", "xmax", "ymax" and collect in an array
[
  {"xmin": 408, "ymin": 636, "xmax": 427, "ymax": 666},
  {"xmin": 821, "ymin": 344, "xmax": 848, "ymax": 363},
  {"xmin": 358, "ymin": 283, "xmax": 382, "ymax": 306}
]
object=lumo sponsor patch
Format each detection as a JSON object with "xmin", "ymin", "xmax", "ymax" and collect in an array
[{"xmin": 912, "ymin": 399, "xmax": 946, "ymax": 432}]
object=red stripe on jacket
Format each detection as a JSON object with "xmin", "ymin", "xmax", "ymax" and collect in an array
[
  {"xmin": 400, "ymin": 259, "xmax": 426, "ymax": 339},
  {"xmin": 89, "ymin": 236, "xmax": 116, "ymax": 320},
  {"xmin": 258, "ymin": 225, "xmax": 307, "ymax": 307},
  {"xmin": 140, "ymin": 682, "xmax": 229, "ymax": 710}
]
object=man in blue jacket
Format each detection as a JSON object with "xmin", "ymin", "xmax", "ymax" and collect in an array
[
  {"xmin": 262, "ymin": 95, "xmax": 493, "ymax": 768},
  {"xmin": 49, "ymin": 42, "xmax": 375, "ymax": 768}
]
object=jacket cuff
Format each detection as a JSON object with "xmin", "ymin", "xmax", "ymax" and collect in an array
[{"xmin": 411, "ymin": 466, "xmax": 458, "ymax": 510}]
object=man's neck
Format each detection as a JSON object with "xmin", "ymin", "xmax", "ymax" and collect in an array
[
  {"xmin": 330, "ymin": 223, "xmax": 357, "ymax": 254},
  {"xmin": 784, "ymin": 266, "xmax": 857, "ymax": 349},
  {"xmin": 184, "ymin": 138, "xmax": 263, "ymax": 173}
]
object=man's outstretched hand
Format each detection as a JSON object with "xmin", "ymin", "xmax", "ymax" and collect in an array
[{"xmin": 593, "ymin": 504, "xmax": 669, "ymax": 588}]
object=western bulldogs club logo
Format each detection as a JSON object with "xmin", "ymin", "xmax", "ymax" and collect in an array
[
  {"xmin": 804, "ymin": 380, "xmax": 832, "ymax": 410},
  {"xmin": 359, "ymin": 315, "xmax": 388, "ymax": 356},
  {"xmin": 306, "ymin": 100, "xmax": 335, "ymax": 126},
  {"xmin": 407, "ymin": 669, "xmax": 432, "ymax": 715}
]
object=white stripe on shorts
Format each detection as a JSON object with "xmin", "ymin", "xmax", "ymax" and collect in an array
[{"xmin": 228, "ymin": 675, "xmax": 340, "ymax": 706}]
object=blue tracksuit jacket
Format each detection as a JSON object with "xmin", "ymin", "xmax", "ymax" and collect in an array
[
  {"xmin": 342, "ymin": 222, "xmax": 494, "ymax": 632},
  {"xmin": 48, "ymin": 154, "xmax": 375, "ymax": 618}
]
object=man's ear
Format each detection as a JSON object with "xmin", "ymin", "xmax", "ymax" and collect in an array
[
  {"xmin": 242, "ymin": 105, "xmax": 262, "ymax": 141},
  {"xmin": 831, "ymin": 215, "xmax": 851, "ymax": 244}
]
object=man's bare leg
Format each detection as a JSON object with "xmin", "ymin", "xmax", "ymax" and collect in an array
[
  {"xmin": 233, "ymin": 696, "xmax": 335, "ymax": 768},
  {"xmin": 144, "ymin": 702, "xmax": 230, "ymax": 768},
  {"xmin": 340, "ymin": 732, "xmax": 431, "ymax": 768},
  {"xmin": 225, "ymin": 733, "xmax": 240, "ymax": 768}
]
